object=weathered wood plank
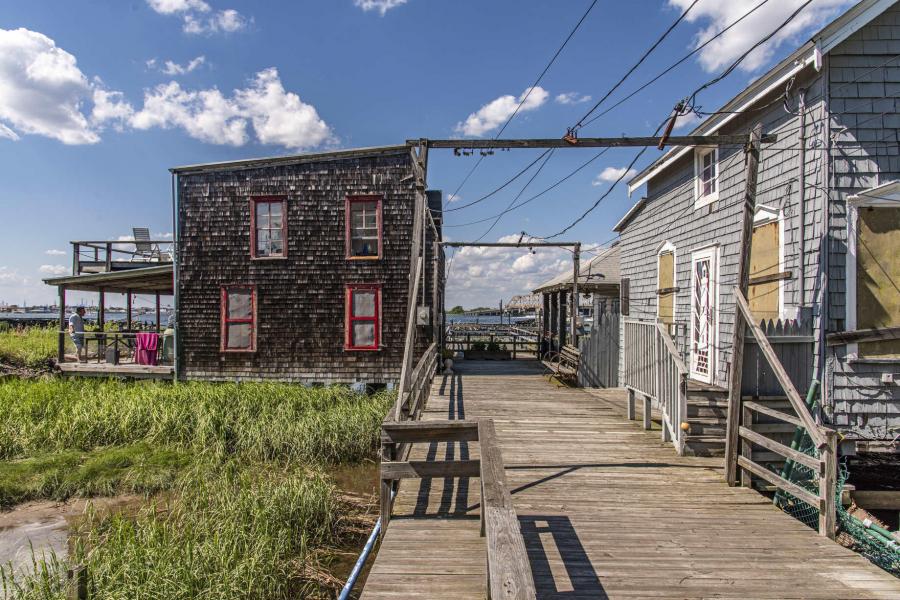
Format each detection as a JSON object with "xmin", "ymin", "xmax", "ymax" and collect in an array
[
  {"xmin": 738, "ymin": 426, "xmax": 821, "ymax": 472},
  {"xmin": 381, "ymin": 459, "xmax": 481, "ymax": 480},
  {"xmin": 381, "ymin": 420, "xmax": 479, "ymax": 444}
]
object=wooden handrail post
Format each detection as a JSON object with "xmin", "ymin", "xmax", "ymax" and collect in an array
[
  {"xmin": 819, "ymin": 429, "xmax": 838, "ymax": 539},
  {"xmin": 725, "ymin": 123, "xmax": 762, "ymax": 487}
]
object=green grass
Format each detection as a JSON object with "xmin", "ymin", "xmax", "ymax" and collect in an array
[
  {"xmin": 0, "ymin": 326, "xmax": 63, "ymax": 370},
  {"xmin": 0, "ymin": 444, "xmax": 189, "ymax": 508},
  {"xmin": 0, "ymin": 376, "xmax": 394, "ymax": 599}
]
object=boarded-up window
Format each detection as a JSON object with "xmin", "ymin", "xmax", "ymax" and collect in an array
[
  {"xmin": 346, "ymin": 196, "xmax": 382, "ymax": 259},
  {"xmin": 857, "ymin": 206, "xmax": 900, "ymax": 358},
  {"xmin": 748, "ymin": 221, "xmax": 780, "ymax": 323},
  {"xmin": 346, "ymin": 284, "xmax": 381, "ymax": 350},
  {"xmin": 221, "ymin": 286, "xmax": 256, "ymax": 352},
  {"xmin": 657, "ymin": 251, "xmax": 675, "ymax": 324}
]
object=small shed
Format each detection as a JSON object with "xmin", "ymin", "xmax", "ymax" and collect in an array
[{"xmin": 533, "ymin": 244, "xmax": 620, "ymax": 353}]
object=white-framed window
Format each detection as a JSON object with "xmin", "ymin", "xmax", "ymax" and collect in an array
[
  {"xmin": 846, "ymin": 182, "xmax": 900, "ymax": 361},
  {"xmin": 694, "ymin": 147, "xmax": 718, "ymax": 208}
]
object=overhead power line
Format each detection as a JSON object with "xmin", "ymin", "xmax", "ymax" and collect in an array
[{"xmin": 447, "ymin": 0, "xmax": 600, "ymax": 202}]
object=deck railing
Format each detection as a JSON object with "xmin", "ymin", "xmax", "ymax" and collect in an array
[
  {"xmin": 380, "ymin": 419, "xmax": 536, "ymax": 599},
  {"xmin": 622, "ymin": 319, "xmax": 688, "ymax": 453},
  {"xmin": 57, "ymin": 330, "xmax": 169, "ymax": 365},
  {"xmin": 726, "ymin": 288, "xmax": 837, "ymax": 539},
  {"xmin": 445, "ymin": 325, "xmax": 540, "ymax": 359},
  {"xmin": 70, "ymin": 240, "xmax": 173, "ymax": 275}
]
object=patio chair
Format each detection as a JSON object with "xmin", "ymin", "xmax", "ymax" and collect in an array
[{"xmin": 132, "ymin": 227, "xmax": 160, "ymax": 261}]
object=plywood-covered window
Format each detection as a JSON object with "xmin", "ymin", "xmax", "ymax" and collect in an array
[
  {"xmin": 221, "ymin": 286, "xmax": 256, "ymax": 352},
  {"xmin": 657, "ymin": 244, "xmax": 676, "ymax": 325},
  {"xmin": 694, "ymin": 148, "xmax": 718, "ymax": 208},
  {"xmin": 250, "ymin": 197, "xmax": 287, "ymax": 258},
  {"xmin": 855, "ymin": 206, "xmax": 900, "ymax": 358},
  {"xmin": 346, "ymin": 195, "xmax": 382, "ymax": 259},
  {"xmin": 345, "ymin": 284, "xmax": 381, "ymax": 350},
  {"xmin": 748, "ymin": 219, "xmax": 781, "ymax": 322}
]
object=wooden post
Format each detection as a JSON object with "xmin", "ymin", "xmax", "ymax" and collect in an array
[
  {"xmin": 820, "ymin": 429, "xmax": 838, "ymax": 539},
  {"xmin": 72, "ymin": 243, "xmax": 79, "ymax": 275},
  {"xmin": 741, "ymin": 401, "xmax": 754, "ymax": 487},
  {"xmin": 549, "ymin": 292, "xmax": 557, "ymax": 352},
  {"xmin": 642, "ymin": 394, "xmax": 652, "ymax": 430},
  {"xmin": 126, "ymin": 290, "xmax": 133, "ymax": 331},
  {"xmin": 58, "ymin": 286, "xmax": 66, "ymax": 364},
  {"xmin": 380, "ymin": 440, "xmax": 395, "ymax": 538},
  {"xmin": 105, "ymin": 242, "xmax": 112, "ymax": 272},
  {"xmin": 432, "ymin": 241, "xmax": 440, "ymax": 347},
  {"xmin": 155, "ymin": 293, "xmax": 161, "ymax": 333},
  {"xmin": 558, "ymin": 291, "xmax": 567, "ymax": 348},
  {"xmin": 571, "ymin": 242, "xmax": 580, "ymax": 346},
  {"xmin": 67, "ymin": 564, "xmax": 87, "ymax": 600},
  {"xmin": 627, "ymin": 387, "xmax": 636, "ymax": 421},
  {"xmin": 542, "ymin": 293, "xmax": 550, "ymax": 357},
  {"xmin": 725, "ymin": 123, "xmax": 763, "ymax": 487}
]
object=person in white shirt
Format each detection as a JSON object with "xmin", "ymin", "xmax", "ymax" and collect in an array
[{"xmin": 68, "ymin": 307, "xmax": 86, "ymax": 362}]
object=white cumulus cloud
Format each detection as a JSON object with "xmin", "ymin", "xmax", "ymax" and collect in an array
[
  {"xmin": 445, "ymin": 234, "xmax": 573, "ymax": 307},
  {"xmin": 130, "ymin": 67, "xmax": 334, "ymax": 149},
  {"xmin": 593, "ymin": 166, "xmax": 637, "ymax": 186},
  {"xmin": 455, "ymin": 86, "xmax": 549, "ymax": 137},
  {"xmin": 148, "ymin": 55, "xmax": 206, "ymax": 76},
  {"xmin": 91, "ymin": 87, "xmax": 135, "ymax": 131},
  {"xmin": 45, "ymin": 249, "xmax": 66, "ymax": 256},
  {"xmin": 555, "ymin": 92, "xmax": 591, "ymax": 105},
  {"xmin": 447, "ymin": 193, "xmax": 462, "ymax": 203},
  {"xmin": 0, "ymin": 28, "xmax": 99, "ymax": 144},
  {"xmin": 669, "ymin": 0, "xmax": 853, "ymax": 73},
  {"xmin": 146, "ymin": 0, "xmax": 248, "ymax": 35},
  {"xmin": 354, "ymin": 0, "xmax": 408, "ymax": 16},
  {"xmin": 39, "ymin": 264, "xmax": 68, "ymax": 275}
]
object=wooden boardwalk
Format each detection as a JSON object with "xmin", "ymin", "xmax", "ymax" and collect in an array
[{"xmin": 361, "ymin": 360, "xmax": 900, "ymax": 599}]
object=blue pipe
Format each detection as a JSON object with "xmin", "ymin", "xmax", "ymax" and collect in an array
[{"xmin": 338, "ymin": 490, "xmax": 394, "ymax": 600}]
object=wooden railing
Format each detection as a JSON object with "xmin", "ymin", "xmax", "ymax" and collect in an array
[
  {"xmin": 445, "ymin": 325, "xmax": 540, "ymax": 358},
  {"xmin": 726, "ymin": 288, "xmax": 837, "ymax": 539},
  {"xmin": 380, "ymin": 419, "xmax": 536, "ymax": 599},
  {"xmin": 622, "ymin": 319, "xmax": 687, "ymax": 453},
  {"xmin": 71, "ymin": 240, "xmax": 173, "ymax": 275},
  {"xmin": 393, "ymin": 342, "xmax": 438, "ymax": 422}
]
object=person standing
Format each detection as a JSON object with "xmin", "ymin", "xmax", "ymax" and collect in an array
[{"xmin": 68, "ymin": 306, "xmax": 86, "ymax": 362}]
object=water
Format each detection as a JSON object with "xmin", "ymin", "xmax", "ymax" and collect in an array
[
  {"xmin": 0, "ymin": 311, "xmax": 171, "ymax": 326},
  {"xmin": 446, "ymin": 314, "xmax": 536, "ymax": 325}
]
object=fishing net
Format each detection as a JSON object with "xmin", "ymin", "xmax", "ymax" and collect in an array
[{"xmin": 772, "ymin": 424, "xmax": 900, "ymax": 577}]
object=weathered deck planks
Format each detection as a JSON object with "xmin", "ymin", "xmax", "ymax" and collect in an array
[{"xmin": 361, "ymin": 360, "xmax": 900, "ymax": 599}]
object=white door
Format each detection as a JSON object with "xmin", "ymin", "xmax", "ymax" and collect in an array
[{"xmin": 690, "ymin": 248, "xmax": 718, "ymax": 384}]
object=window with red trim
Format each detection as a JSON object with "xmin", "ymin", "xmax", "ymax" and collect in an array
[
  {"xmin": 251, "ymin": 197, "xmax": 287, "ymax": 258},
  {"xmin": 221, "ymin": 286, "xmax": 256, "ymax": 352},
  {"xmin": 345, "ymin": 284, "xmax": 380, "ymax": 350},
  {"xmin": 346, "ymin": 195, "xmax": 382, "ymax": 259}
]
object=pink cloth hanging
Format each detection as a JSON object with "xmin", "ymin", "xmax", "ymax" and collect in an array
[{"xmin": 135, "ymin": 332, "xmax": 159, "ymax": 366}]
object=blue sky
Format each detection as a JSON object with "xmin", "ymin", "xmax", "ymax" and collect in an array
[{"xmin": 0, "ymin": 0, "xmax": 853, "ymax": 307}]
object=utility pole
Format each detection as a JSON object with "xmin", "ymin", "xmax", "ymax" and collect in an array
[{"xmin": 724, "ymin": 123, "xmax": 763, "ymax": 487}]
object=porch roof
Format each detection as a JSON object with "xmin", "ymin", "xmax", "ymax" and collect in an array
[
  {"xmin": 43, "ymin": 264, "xmax": 173, "ymax": 295},
  {"xmin": 533, "ymin": 245, "xmax": 620, "ymax": 295}
]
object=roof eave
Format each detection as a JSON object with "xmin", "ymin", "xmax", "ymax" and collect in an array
[{"xmin": 169, "ymin": 144, "xmax": 410, "ymax": 174}]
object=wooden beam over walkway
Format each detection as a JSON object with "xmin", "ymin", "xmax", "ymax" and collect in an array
[{"xmin": 408, "ymin": 134, "xmax": 777, "ymax": 149}]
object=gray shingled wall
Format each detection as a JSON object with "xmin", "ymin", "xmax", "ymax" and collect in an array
[
  {"xmin": 618, "ymin": 66, "xmax": 827, "ymax": 391},
  {"xmin": 825, "ymin": 4, "xmax": 900, "ymax": 438}
]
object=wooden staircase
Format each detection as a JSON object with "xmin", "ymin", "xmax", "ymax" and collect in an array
[{"xmin": 682, "ymin": 381, "xmax": 729, "ymax": 457}]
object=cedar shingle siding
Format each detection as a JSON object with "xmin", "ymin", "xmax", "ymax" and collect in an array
[
  {"xmin": 618, "ymin": 3, "xmax": 900, "ymax": 440},
  {"xmin": 176, "ymin": 149, "xmax": 428, "ymax": 385}
]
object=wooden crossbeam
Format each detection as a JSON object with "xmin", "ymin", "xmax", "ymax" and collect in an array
[{"xmin": 408, "ymin": 134, "xmax": 777, "ymax": 149}]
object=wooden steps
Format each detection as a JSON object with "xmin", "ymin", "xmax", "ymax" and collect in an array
[{"xmin": 682, "ymin": 381, "xmax": 729, "ymax": 456}]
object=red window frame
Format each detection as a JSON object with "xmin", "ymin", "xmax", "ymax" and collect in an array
[
  {"xmin": 220, "ymin": 285, "xmax": 257, "ymax": 352},
  {"xmin": 345, "ymin": 284, "xmax": 381, "ymax": 351},
  {"xmin": 250, "ymin": 196, "xmax": 288, "ymax": 259},
  {"xmin": 345, "ymin": 195, "xmax": 383, "ymax": 260}
]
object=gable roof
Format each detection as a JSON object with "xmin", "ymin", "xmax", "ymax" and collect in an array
[
  {"xmin": 532, "ymin": 244, "xmax": 620, "ymax": 294},
  {"xmin": 621, "ymin": 0, "xmax": 896, "ymax": 212}
]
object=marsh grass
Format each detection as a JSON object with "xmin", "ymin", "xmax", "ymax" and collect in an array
[
  {"xmin": 0, "ymin": 377, "xmax": 393, "ymax": 599},
  {"xmin": 0, "ymin": 327, "xmax": 62, "ymax": 370}
]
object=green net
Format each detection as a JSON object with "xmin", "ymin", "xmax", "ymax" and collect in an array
[{"xmin": 772, "ymin": 424, "xmax": 900, "ymax": 577}]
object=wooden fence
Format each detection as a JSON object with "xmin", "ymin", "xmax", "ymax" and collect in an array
[
  {"xmin": 726, "ymin": 288, "xmax": 837, "ymax": 539},
  {"xmin": 621, "ymin": 319, "xmax": 688, "ymax": 454},
  {"xmin": 577, "ymin": 309, "xmax": 619, "ymax": 388},
  {"xmin": 742, "ymin": 318, "xmax": 814, "ymax": 397}
]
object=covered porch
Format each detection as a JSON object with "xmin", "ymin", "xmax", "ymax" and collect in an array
[{"xmin": 43, "ymin": 264, "xmax": 175, "ymax": 379}]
